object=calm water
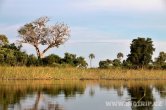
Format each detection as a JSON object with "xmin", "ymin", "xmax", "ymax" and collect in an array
[{"xmin": 0, "ymin": 80, "xmax": 166, "ymax": 110}]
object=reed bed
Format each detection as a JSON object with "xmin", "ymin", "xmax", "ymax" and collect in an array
[{"xmin": 0, "ymin": 66, "xmax": 166, "ymax": 80}]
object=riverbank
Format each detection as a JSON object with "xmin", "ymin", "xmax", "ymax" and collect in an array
[{"xmin": 0, "ymin": 66, "xmax": 166, "ymax": 80}]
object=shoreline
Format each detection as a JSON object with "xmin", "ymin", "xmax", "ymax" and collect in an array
[
  {"xmin": 1, "ymin": 78, "xmax": 166, "ymax": 81},
  {"xmin": 1, "ymin": 66, "xmax": 166, "ymax": 81}
]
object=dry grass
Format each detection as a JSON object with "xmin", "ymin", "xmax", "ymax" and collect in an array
[{"xmin": 0, "ymin": 66, "xmax": 166, "ymax": 80}]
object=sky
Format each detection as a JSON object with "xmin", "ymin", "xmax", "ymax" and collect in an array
[{"xmin": 0, "ymin": 0, "xmax": 166, "ymax": 67}]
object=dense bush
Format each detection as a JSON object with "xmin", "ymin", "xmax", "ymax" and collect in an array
[
  {"xmin": 0, "ymin": 43, "xmax": 88, "ymax": 68},
  {"xmin": 99, "ymin": 59, "xmax": 112, "ymax": 69}
]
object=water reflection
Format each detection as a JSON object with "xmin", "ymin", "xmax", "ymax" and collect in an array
[
  {"xmin": 0, "ymin": 80, "xmax": 166, "ymax": 110},
  {"xmin": 128, "ymin": 86, "xmax": 154, "ymax": 110},
  {"xmin": 0, "ymin": 81, "xmax": 86, "ymax": 110}
]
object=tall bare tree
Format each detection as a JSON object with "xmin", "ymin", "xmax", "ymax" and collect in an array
[{"xmin": 18, "ymin": 16, "xmax": 70, "ymax": 58}]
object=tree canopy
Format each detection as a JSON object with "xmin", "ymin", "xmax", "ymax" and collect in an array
[
  {"xmin": 0, "ymin": 34, "xmax": 9, "ymax": 45},
  {"xmin": 18, "ymin": 16, "xmax": 70, "ymax": 58},
  {"xmin": 127, "ymin": 37, "xmax": 155, "ymax": 68},
  {"xmin": 89, "ymin": 53, "xmax": 95, "ymax": 68}
]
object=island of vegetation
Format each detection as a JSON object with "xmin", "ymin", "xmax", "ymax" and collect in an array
[{"xmin": 0, "ymin": 17, "xmax": 166, "ymax": 80}]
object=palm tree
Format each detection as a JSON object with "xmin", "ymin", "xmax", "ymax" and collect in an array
[
  {"xmin": 117, "ymin": 52, "xmax": 124, "ymax": 61},
  {"xmin": 89, "ymin": 53, "xmax": 95, "ymax": 68}
]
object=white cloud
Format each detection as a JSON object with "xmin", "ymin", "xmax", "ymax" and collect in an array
[{"xmin": 71, "ymin": 0, "xmax": 166, "ymax": 12}]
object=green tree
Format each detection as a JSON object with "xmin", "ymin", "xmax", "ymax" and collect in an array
[
  {"xmin": 14, "ymin": 51, "xmax": 28, "ymax": 66},
  {"xmin": 154, "ymin": 51, "xmax": 166, "ymax": 68},
  {"xmin": 61, "ymin": 52, "xmax": 87, "ymax": 68},
  {"xmin": 0, "ymin": 44, "xmax": 28, "ymax": 66},
  {"xmin": 74, "ymin": 56, "xmax": 88, "ymax": 68},
  {"xmin": 0, "ymin": 34, "xmax": 9, "ymax": 45},
  {"xmin": 89, "ymin": 53, "xmax": 95, "ymax": 68},
  {"xmin": 99, "ymin": 59, "xmax": 112, "ymax": 69},
  {"xmin": 62, "ymin": 52, "xmax": 77, "ymax": 66},
  {"xmin": 112, "ymin": 59, "xmax": 121, "ymax": 67},
  {"xmin": 26, "ymin": 54, "xmax": 38, "ymax": 66},
  {"xmin": 127, "ymin": 37, "xmax": 155, "ymax": 68},
  {"xmin": 18, "ymin": 17, "xmax": 70, "ymax": 59},
  {"xmin": 2, "ymin": 43, "xmax": 22, "ymax": 51},
  {"xmin": 117, "ymin": 52, "xmax": 124, "ymax": 61},
  {"xmin": 5, "ymin": 51, "xmax": 17, "ymax": 66},
  {"xmin": 42, "ymin": 54, "xmax": 61, "ymax": 65}
]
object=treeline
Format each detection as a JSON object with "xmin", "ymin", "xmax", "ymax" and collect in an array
[
  {"xmin": 1, "ymin": 34, "xmax": 166, "ymax": 69},
  {"xmin": 0, "ymin": 35, "xmax": 87, "ymax": 67},
  {"xmin": 99, "ymin": 37, "xmax": 166, "ymax": 69}
]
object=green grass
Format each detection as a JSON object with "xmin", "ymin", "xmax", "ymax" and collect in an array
[{"xmin": 0, "ymin": 66, "xmax": 166, "ymax": 80}]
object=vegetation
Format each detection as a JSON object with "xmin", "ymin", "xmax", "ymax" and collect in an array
[
  {"xmin": 99, "ymin": 53, "xmax": 122, "ymax": 68},
  {"xmin": 89, "ymin": 53, "xmax": 95, "ymax": 68},
  {"xmin": 0, "ymin": 41, "xmax": 87, "ymax": 68},
  {"xmin": 99, "ymin": 59, "xmax": 112, "ymax": 69},
  {"xmin": 1, "ymin": 17, "xmax": 166, "ymax": 80},
  {"xmin": 0, "ymin": 34, "xmax": 9, "ymax": 45},
  {"xmin": 1, "ymin": 34, "xmax": 166, "ymax": 70},
  {"xmin": 127, "ymin": 37, "xmax": 155, "ymax": 68},
  {"xmin": 117, "ymin": 52, "xmax": 124, "ymax": 61},
  {"xmin": 154, "ymin": 52, "xmax": 166, "ymax": 69},
  {"xmin": 1, "ymin": 67, "xmax": 166, "ymax": 80}
]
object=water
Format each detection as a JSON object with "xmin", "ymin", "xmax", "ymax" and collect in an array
[{"xmin": 0, "ymin": 80, "xmax": 166, "ymax": 110}]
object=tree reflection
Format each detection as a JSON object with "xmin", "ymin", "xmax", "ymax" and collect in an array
[
  {"xmin": 0, "ymin": 81, "xmax": 86, "ymax": 110},
  {"xmin": 127, "ymin": 86, "xmax": 154, "ymax": 110},
  {"xmin": 154, "ymin": 83, "xmax": 166, "ymax": 98}
]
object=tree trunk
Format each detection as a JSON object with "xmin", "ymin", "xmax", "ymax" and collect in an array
[
  {"xmin": 90, "ymin": 59, "xmax": 92, "ymax": 68},
  {"xmin": 33, "ymin": 91, "xmax": 41, "ymax": 110},
  {"xmin": 34, "ymin": 45, "xmax": 44, "ymax": 59}
]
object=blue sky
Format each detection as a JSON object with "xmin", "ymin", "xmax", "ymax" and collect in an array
[{"xmin": 0, "ymin": 0, "xmax": 166, "ymax": 66}]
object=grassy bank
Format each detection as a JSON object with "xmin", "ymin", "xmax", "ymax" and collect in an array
[{"xmin": 0, "ymin": 66, "xmax": 166, "ymax": 80}]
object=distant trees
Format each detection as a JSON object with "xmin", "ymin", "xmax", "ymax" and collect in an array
[
  {"xmin": 18, "ymin": 17, "xmax": 70, "ymax": 59},
  {"xmin": 117, "ymin": 52, "xmax": 123, "ymax": 61},
  {"xmin": 0, "ymin": 35, "xmax": 87, "ymax": 67},
  {"xmin": 42, "ymin": 54, "xmax": 61, "ymax": 65},
  {"xmin": 0, "ymin": 43, "xmax": 28, "ymax": 66},
  {"xmin": 98, "ymin": 38, "xmax": 157, "ymax": 69},
  {"xmin": 61, "ymin": 53, "xmax": 87, "ymax": 68},
  {"xmin": 127, "ymin": 37, "xmax": 155, "ymax": 68},
  {"xmin": 0, "ymin": 34, "xmax": 9, "ymax": 45},
  {"xmin": 155, "ymin": 52, "xmax": 166, "ymax": 66},
  {"xmin": 99, "ymin": 53, "xmax": 123, "ymax": 68},
  {"xmin": 89, "ymin": 53, "xmax": 95, "ymax": 68},
  {"xmin": 99, "ymin": 59, "xmax": 112, "ymax": 69},
  {"xmin": 154, "ymin": 52, "xmax": 166, "ymax": 69},
  {"xmin": 112, "ymin": 59, "xmax": 121, "ymax": 67},
  {"xmin": 2, "ymin": 32, "xmax": 166, "ymax": 70}
]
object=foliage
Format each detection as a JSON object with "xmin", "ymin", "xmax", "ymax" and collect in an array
[
  {"xmin": 0, "ymin": 44, "xmax": 28, "ymax": 66},
  {"xmin": 26, "ymin": 54, "xmax": 38, "ymax": 66},
  {"xmin": 2, "ymin": 43, "xmax": 22, "ymax": 51},
  {"xmin": 112, "ymin": 59, "xmax": 121, "ymax": 67},
  {"xmin": 89, "ymin": 53, "xmax": 95, "ymax": 68},
  {"xmin": 42, "ymin": 54, "xmax": 61, "ymax": 65},
  {"xmin": 61, "ymin": 52, "xmax": 87, "ymax": 68},
  {"xmin": 0, "ymin": 35, "xmax": 87, "ymax": 68},
  {"xmin": 99, "ymin": 59, "xmax": 112, "ymax": 68},
  {"xmin": 127, "ymin": 37, "xmax": 155, "ymax": 68},
  {"xmin": 74, "ymin": 56, "xmax": 88, "ymax": 68},
  {"xmin": 117, "ymin": 52, "xmax": 124, "ymax": 61},
  {"xmin": 0, "ymin": 34, "xmax": 9, "ymax": 45},
  {"xmin": 18, "ymin": 16, "xmax": 70, "ymax": 58},
  {"xmin": 154, "ymin": 52, "xmax": 166, "ymax": 67}
]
